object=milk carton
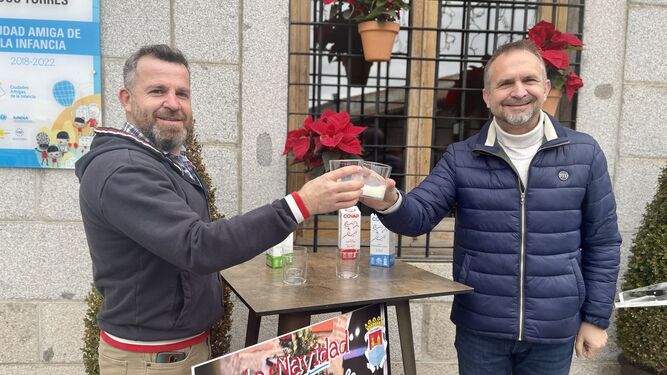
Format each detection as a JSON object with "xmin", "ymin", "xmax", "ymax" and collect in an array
[
  {"xmin": 338, "ymin": 206, "xmax": 361, "ymax": 250},
  {"xmin": 265, "ymin": 246, "xmax": 282, "ymax": 268},
  {"xmin": 265, "ymin": 232, "xmax": 294, "ymax": 268},
  {"xmin": 369, "ymin": 213, "xmax": 396, "ymax": 267}
]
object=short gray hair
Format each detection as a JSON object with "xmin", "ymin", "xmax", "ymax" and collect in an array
[
  {"xmin": 123, "ymin": 44, "xmax": 190, "ymax": 89},
  {"xmin": 483, "ymin": 39, "xmax": 547, "ymax": 89}
]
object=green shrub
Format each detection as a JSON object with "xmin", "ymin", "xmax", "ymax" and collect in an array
[
  {"xmin": 82, "ymin": 130, "xmax": 234, "ymax": 374},
  {"xmin": 616, "ymin": 165, "xmax": 667, "ymax": 374}
]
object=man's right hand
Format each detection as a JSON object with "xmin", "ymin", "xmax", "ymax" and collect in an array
[
  {"xmin": 297, "ymin": 166, "xmax": 364, "ymax": 215},
  {"xmin": 359, "ymin": 178, "xmax": 399, "ymax": 211}
]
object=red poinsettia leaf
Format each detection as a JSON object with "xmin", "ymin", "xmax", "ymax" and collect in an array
[
  {"xmin": 343, "ymin": 124, "xmax": 366, "ymax": 137},
  {"xmin": 303, "ymin": 116, "xmax": 316, "ymax": 133},
  {"xmin": 325, "ymin": 111, "xmax": 351, "ymax": 133},
  {"xmin": 540, "ymin": 49, "xmax": 570, "ymax": 70},
  {"xmin": 565, "ymin": 71, "xmax": 584, "ymax": 101},
  {"xmin": 295, "ymin": 127, "xmax": 311, "ymax": 138},
  {"xmin": 551, "ymin": 32, "xmax": 583, "ymax": 49},
  {"xmin": 336, "ymin": 136, "xmax": 363, "ymax": 155},
  {"xmin": 283, "ymin": 128, "xmax": 308, "ymax": 154},
  {"xmin": 527, "ymin": 21, "xmax": 555, "ymax": 48},
  {"xmin": 528, "ymin": 28, "xmax": 547, "ymax": 48},
  {"xmin": 308, "ymin": 119, "xmax": 330, "ymax": 136},
  {"xmin": 320, "ymin": 133, "xmax": 344, "ymax": 148},
  {"xmin": 320, "ymin": 109, "xmax": 337, "ymax": 120},
  {"xmin": 292, "ymin": 137, "xmax": 312, "ymax": 161}
]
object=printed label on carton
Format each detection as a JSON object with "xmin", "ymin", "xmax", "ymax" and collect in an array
[
  {"xmin": 265, "ymin": 253, "xmax": 283, "ymax": 268},
  {"xmin": 265, "ymin": 232, "xmax": 294, "ymax": 268},
  {"xmin": 370, "ymin": 254, "xmax": 395, "ymax": 267},
  {"xmin": 338, "ymin": 206, "xmax": 361, "ymax": 250},
  {"xmin": 370, "ymin": 214, "xmax": 395, "ymax": 267},
  {"xmin": 339, "ymin": 248, "xmax": 359, "ymax": 260}
]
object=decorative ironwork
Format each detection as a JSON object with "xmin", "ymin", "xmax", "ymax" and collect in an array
[{"xmin": 288, "ymin": 0, "xmax": 585, "ymax": 261}]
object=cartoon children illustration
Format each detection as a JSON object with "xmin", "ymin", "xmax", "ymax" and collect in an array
[
  {"xmin": 56, "ymin": 131, "xmax": 70, "ymax": 156},
  {"xmin": 87, "ymin": 104, "xmax": 100, "ymax": 129},
  {"xmin": 78, "ymin": 135, "xmax": 94, "ymax": 155},
  {"xmin": 34, "ymin": 132, "xmax": 50, "ymax": 166},
  {"xmin": 47, "ymin": 145, "xmax": 60, "ymax": 167},
  {"xmin": 73, "ymin": 117, "xmax": 86, "ymax": 139}
]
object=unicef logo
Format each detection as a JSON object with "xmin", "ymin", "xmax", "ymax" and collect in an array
[{"xmin": 0, "ymin": 114, "xmax": 6, "ymax": 121}]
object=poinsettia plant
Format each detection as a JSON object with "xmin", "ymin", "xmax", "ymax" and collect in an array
[
  {"xmin": 283, "ymin": 110, "xmax": 366, "ymax": 177},
  {"xmin": 323, "ymin": 0, "xmax": 410, "ymax": 23},
  {"xmin": 527, "ymin": 20, "xmax": 584, "ymax": 100}
]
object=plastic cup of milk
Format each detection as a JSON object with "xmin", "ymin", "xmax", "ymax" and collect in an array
[
  {"xmin": 361, "ymin": 161, "xmax": 391, "ymax": 200},
  {"xmin": 329, "ymin": 159, "xmax": 364, "ymax": 181}
]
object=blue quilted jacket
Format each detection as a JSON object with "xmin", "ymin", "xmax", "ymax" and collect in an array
[{"xmin": 380, "ymin": 114, "xmax": 621, "ymax": 343}]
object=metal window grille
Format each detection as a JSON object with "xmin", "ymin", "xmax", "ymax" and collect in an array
[{"xmin": 287, "ymin": 0, "xmax": 585, "ymax": 261}]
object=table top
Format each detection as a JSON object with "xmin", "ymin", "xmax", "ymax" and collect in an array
[{"xmin": 221, "ymin": 250, "xmax": 473, "ymax": 316}]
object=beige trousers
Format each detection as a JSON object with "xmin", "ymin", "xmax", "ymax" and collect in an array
[{"xmin": 98, "ymin": 337, "xmax": 210, "ymax": 375}]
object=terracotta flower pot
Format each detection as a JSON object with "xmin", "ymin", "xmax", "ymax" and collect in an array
[
  {"xmin": 543, "ymin": 88, "xmax": 562, "ymax": 116},
  {"xmin": 357, "ymin": 21, "xmax": 400, "ymax": 62}
]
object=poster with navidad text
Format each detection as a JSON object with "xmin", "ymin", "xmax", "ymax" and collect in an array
[
  {"xmin": 192, "ymin": 304, "xmax": 390, "ymax": 375},
  {"xmin": 0, "ymin": 0, "xmax": 101, "ymax": 169}
]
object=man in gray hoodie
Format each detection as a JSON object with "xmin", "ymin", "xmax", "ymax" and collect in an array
[{"xmin": 75, "ymin": 44, "xmax": 364, "ymax": 375}]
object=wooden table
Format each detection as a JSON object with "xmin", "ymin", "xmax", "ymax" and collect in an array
[{"xmin": 221, "ymin": 250, "xmax": 472, "ymax": 375}]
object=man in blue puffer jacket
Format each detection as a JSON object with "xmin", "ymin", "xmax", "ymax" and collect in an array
[{"xmin": 361, "ymin": 39, "xmax": 621, "ymax": 374}]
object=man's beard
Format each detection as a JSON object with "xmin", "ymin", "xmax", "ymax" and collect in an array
[
  {"xmin": 132, "ymin": 108, "xmax": 190, "ymax": 153},
  {"xmin": 495, "ymin": 97, "xmax": 541, "ymax": 128},
  {"xmin": 148, "ymin": 123, "xmax": 188, "ymax": 153}
]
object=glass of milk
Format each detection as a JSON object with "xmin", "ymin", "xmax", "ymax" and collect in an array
[
  {"xmin": 329, "ymin": 159, "xmax": 364, "ymax": 181},
  {"xmin": 361, "ymin": 161, "xmax": 392, "ymax": 200}
]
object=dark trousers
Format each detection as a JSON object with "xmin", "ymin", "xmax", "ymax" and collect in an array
[{"xmin": 455, "ymin": 327, "xmax": 575, "ymax": 375}]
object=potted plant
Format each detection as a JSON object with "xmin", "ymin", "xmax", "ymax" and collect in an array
[
  {"xmin": 283, "ymin": 110, "xmax": 366, "ymax": 178},
  {"xmin": 527, "ymin": 20, "xmax": 584, "ymax": 116},
  {"xmin": 323, "ymin": 0, "xmax": 410, "ymax": 62},
  {"xmin": 615, "ymin": 165, "xmax": 667, "ymax": 375},
  {"xmin": 315, "ymin": 11, "xmax": 373, "ymax": 86}
]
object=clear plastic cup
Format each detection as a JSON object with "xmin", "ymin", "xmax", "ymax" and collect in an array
[
  {"xmin": 362, "ymin": 161, "xmax": 391, "ymax": 200},
  {"xmin": 336, "ymin": 248, "xmax": 360, "ymax": 279},
  {"xmin": 282, "ymin": 246, "xmax": 308, "ymax": 285},
  {"xmin": 329, "ymin": 159, "xmax": 364, "ymax": 181}
]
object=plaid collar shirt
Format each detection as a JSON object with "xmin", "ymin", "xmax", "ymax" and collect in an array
[{"xmin": 121, "ymin": 122, "xmax": 202, "ymax": 187}]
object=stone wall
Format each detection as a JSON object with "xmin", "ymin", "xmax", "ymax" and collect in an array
[{"xmin": 1, "ymin": 0, "xmax": 665, "ymax": 374}]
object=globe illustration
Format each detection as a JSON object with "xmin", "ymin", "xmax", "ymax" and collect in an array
[{"xmin": 53, "ymin": 80, "xmax": 76, "ymax": 107}]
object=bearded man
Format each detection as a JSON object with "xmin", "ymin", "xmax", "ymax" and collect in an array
[
  {"xmin": 361, "ymin": 39, "xmax": 621, "ymax": 375},
  {"xmin": 76, "ymin": 44, "xmax": 364, "ymax": 375}
]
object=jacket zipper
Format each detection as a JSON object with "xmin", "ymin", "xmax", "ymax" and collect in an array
[
  {"xmin": 519, "ymin": 190, "xmax": 526, "ymax": 340},
  {"xmin": 475, "ymin": 138, "xmax": 568, "ymax": 341}
]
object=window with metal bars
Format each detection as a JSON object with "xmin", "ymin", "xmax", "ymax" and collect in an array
[{"xmin": 287, "ymin": 0, "xmax": 585, "ymax": 261}]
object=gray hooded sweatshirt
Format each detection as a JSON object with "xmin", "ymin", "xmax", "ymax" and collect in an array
[{"xmin": 75, "ymin": 127, "xmax": 297, "ymax": 341}]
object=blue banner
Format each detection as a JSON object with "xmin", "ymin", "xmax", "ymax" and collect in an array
[
  {"xmin": 0, "ymin": 18, "xmax": 99, "ymax": 56},
  {"xmin": 0, "ymin": 0, "xmax": 101, "ymax": 169}
]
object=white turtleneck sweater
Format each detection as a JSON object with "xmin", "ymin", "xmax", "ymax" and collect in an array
[{"xmin": 493, "ymin": 112, "xmax": 545, "ymax": 188}]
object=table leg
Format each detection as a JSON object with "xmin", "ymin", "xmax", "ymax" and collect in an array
[
  {"xmin": 277, "ymin": 313, "xmax": 311, "ymax": 336},
  {"xmin": 245, "ymin": 310, "xmax": 261, "ymax": 347},
  {"xmin": 395, "ymin": 300, "xmax": 417, "ymax": 375}
]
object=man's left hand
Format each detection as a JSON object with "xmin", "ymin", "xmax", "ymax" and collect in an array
[{"xmin": 575, "ymin": 322, "xmax": 608, "ymax": 359}]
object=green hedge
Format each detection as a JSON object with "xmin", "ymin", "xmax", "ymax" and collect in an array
[{"xmin": 616, "ymin": 165, "xmax": 667, "ymax": 375}]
